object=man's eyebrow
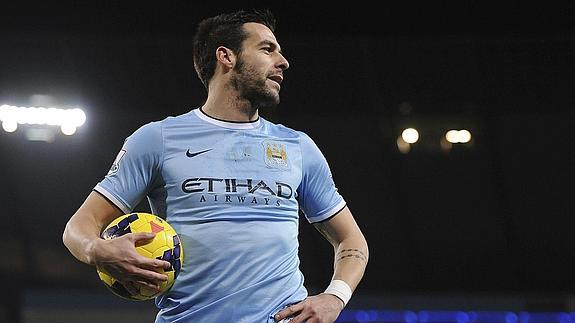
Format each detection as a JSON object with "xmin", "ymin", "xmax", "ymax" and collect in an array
[{"xmin": 257, "ymin": 40, "xmax": 283, "ymax": 54}]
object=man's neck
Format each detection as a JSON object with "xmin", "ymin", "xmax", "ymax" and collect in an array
[{"xmin": 201, "ymin": 95, "xmax": 259, "ymax": 122}]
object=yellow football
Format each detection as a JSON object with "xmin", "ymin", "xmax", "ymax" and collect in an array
[{"xmin": 96, "ymin": 213, "xmax": 183, "ymax": 301}]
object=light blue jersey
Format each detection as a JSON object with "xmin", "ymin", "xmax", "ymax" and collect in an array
[{"xmin": 95, "ymin": 108, "xmax": 346, "ymax": 322}]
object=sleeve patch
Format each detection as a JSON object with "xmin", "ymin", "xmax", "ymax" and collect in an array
[{"xmin": 107, "ymin": 149, "xmax": 126, "ymax": 176}]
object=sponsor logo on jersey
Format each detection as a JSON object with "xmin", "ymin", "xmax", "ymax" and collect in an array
[
  {"xmin": 182, "ymin": 178, "xmax": 293, "ymax": 198},
  {"xmin": 181, "ymin": 178, "xmax": 294, "ymax": 207},
  {"xmin": 263, "ymin": 140, "xmax": 289, "ymax": 170},
  {"xmin": 186, "ymin": 148, "xmax": 212, "ymax": 158}
]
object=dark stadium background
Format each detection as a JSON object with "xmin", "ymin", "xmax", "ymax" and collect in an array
[{"xmin": 1, "ymin": 1, "xmax": 574, "ymax": 322}]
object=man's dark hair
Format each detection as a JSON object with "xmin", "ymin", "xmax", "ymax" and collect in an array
[{"xmin": 193, "ymin": 9, "xmax": 276, "ymax": 89}]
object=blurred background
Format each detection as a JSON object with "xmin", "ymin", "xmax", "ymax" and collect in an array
[{"xmin": 1, "ymin": 1, "xmax": 574, "ymax": 322}]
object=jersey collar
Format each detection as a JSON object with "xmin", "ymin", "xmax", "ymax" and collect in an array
[{"xmin": 194, "ymin": 108, "xmax": 261, "ymax": 130}]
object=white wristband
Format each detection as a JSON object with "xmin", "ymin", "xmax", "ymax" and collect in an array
[{"xmin": 324, "ymin": 279, "xmax": 352, "ymax": 306}]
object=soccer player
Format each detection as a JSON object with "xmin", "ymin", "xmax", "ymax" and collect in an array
[{"xmin": 63, "ymin": 9, "xmax": 368, "ymax": 322}]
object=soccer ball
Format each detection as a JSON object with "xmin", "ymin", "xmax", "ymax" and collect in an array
[{"xmin": 96, "ymin": 213, "xmax": 183, "ymax": 301}]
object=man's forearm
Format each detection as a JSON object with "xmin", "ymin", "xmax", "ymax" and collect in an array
[
  {"xmin": 331, "ymin": 235, "xmax": 369, "ymax": 292},
  {"xmin": 313, "ymin": 206, "xmax": 369, "ymax": 306}
]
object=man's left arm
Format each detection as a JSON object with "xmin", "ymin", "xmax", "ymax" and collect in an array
[{"xmin": 274, "ymin": 206, "xmax": 368, "ymax": 322}]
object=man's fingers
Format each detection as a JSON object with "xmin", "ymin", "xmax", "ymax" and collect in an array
[
  {"xmin": 136, "ymin": 258, "xmax": 168, "ymax": 276},
  {"xmin": 131, "ymin": 266, "xmax": 168, "ymax": 282},
  {"xmin": 134, "ymin": 280, "xmax": 162, "ymax": 293},
  {"xmin": 289, "ymin": 313, "xmax": 309, "ymax": 323},
  {"xmin": 275, "ymin": 303, "xmax": 303, "ymax": 321},
  {"xmin": 143, "ymin": 260, "xmax": 172, "ymax": 271},
  {"xmin": 122, "ymin": 280, "xmax": 161, "ymax": 296},
  {"xmin": 126, "ymin": 233, "xmax": 171, "ymax": 269},
  {"xmin": 122, "ymin": 281, "xmax": 139, "ymax": 295},
  {"xmin": 131, "ymin": 232, "xmax": 156, "ymax": 245},
  {"xmin": 156, "ymin": 260, "xmax": 173, "ymax": 270}
]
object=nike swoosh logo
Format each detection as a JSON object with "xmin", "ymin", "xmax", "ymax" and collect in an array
[{"xmin": 186, "ymin": 149, "xmax": 212, "ymax": 158}]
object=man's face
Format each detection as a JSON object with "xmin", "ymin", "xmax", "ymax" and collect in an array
[{"xmin": 229, "ymin": 23, "xmax": 289, "ymax": 109}]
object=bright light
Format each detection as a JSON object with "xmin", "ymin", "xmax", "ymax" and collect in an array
[
  {"xmin": 445, "ymin": 129, "xmax": 472, "ymax": 144},
  {"xmin": 459, "ymin": 130, "xmax": 471, "ymax": 143},
  {"xmin": 61, "ymin": 108, "xmax": 86, "ymax": 127},
  {"xmin": 445, "ymin": 130, "xmax": 459, "ymax": 143},
  {"xmin": 401, "ymin": 128, "xmax": 419, "ymax": 144},
  {"xmin": 2, "ymin": 120, "xmax": 17, "ymax": 132},
  {"xmin": 0, "ymin": 104, "xmax": 86, "ymax": 135},
  {"xmin": 61, "ymin": 124, "xmax": 77, "ymax": 135}
]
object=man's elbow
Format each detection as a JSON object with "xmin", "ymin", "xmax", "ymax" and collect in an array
[{"xmin": 62, "ymin": 221, "xmax": 72, "ymax": 250}]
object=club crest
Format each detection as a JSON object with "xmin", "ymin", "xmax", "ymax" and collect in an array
[{"xmin": 263, "ymin": 140, "xmax": 289, "ymax": 170}]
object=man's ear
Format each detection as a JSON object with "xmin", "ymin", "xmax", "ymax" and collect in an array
[{"xmin": 215, "ymin": 46, "xmax": 235, "ymax": 69}]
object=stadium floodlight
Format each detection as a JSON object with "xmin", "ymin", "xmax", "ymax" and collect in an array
[
  {"xmin": 445, "ymin": 129, "xmax": 472, "ymax": 144},
  {"xmin": 0, "ymin": 104, "xmax": 86, "ymax": 136},
  {"xmin": 401, "ymin": 128, "xmax": 419, "ymax": 144},
  {"xmin": 458, "ymin": 130, "xmax": 471, "ymax": 143},
  {"xmin": 2, "ymin": 119, "xmax": 18, "ymax": 132}
]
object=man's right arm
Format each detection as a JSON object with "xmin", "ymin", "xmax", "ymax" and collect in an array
[
  {"xmin": 62, "ymin": 191, "xmax": 171, "ymax": 293},
  {"xmin": 62, "ymin": 191, "xmax": 122, "ymax": 265}
]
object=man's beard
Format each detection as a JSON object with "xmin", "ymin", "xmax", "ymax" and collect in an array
[{"xmin": 230, "ymin": 58, "xmax": 280, "ymax": 109}]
